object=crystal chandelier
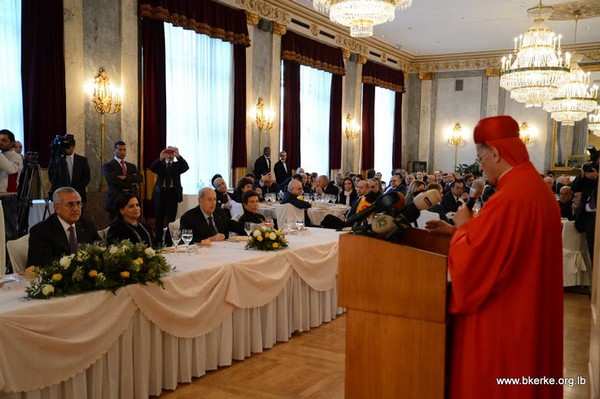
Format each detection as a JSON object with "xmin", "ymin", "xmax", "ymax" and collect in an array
[
  {"xmin": 543, "ymin": 15, "xmax": 598, "ymax": 125},
  {"xmin": 589, "ymin": 106, "xmax": 600, "ymax": 137},
  {"xmin": 500, "ymin": 1, "xmax": 570, "ymax": 108},
  {"xmin": 312, "ymin": 0, "xmax": 412, "ymax": 37}
]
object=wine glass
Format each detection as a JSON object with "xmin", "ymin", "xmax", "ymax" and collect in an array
[
  {"xmin": 170, "ymin": 228, "xmax": 182, "ymax": 253},
  {"xmin": 284, "ymin": 216, "xmax": 293, "ymax": 234},
  {"xmin": 296, "ymin": 217, "xmax": 305, "ymax": 235},
  {"xmin": 244, "ymin": 222, "xmax": 253, "ymax": 237},
  {"xmin": 181, "ymin": 229, "xmax": 193, "ymax": 253}
]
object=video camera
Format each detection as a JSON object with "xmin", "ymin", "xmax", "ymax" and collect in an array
[
  {"xmin": 584, "ymin": 145, "xmax": 599, "ymax": 172},
  {"xmin": 50, "ymin": 134, "xmax": 75, "ymax": 159},
  {"xmin": 24, "ymin": 151, "xmax": 39, "ymax": 168}
]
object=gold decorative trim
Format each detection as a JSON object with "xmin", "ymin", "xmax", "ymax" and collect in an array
[
  {"xmin": 335, "ymin": 36, "xmax": 368, "ymax": 55},
  {"xmin": 419, "ymin": 72, "xmax": 434, "ymax": 80},
  {"xmin": 411, "ymin": 57, "xmax": 501, "ymax": 73},
  {"xmin": 485, "ymin": 68, "xmax": 500, "ymax": 77},
  {"xmin": 381, "ymin": 53, "xmax": 388, "ymax": 63},
  {"xmin": 245, "ymin": 11, "xmax": 259, "ymax": 26},
  {"xmin": 310, "ymin": 23, "xmax": 319, "ymax": 37},
  {"xmin": 357, "ymin": 55, "xmax": 368, "ymax": 65},
  {"xmin": 548, "ymin": 0, "xmax": 600, "ymax": 20},
  {"xmin": 342, "ymin": 49, "xmax": 351, "ymax": 60},
  {"xmin": 273, "ymin": 22, "xmax": 287, "ymax": 36},
  {"xmin": 235, "ymin": 0, "xmax": 291, "ymax": 25}
]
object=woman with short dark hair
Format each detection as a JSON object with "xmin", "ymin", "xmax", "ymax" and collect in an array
[{"xmin": 107, "ymin": 193, "xmax": 155, "ymax": 247}]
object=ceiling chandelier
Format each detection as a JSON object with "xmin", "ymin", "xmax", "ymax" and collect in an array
[
  {"xmin": 312, "ymin": 0, "xmax": 412, "ymax": 37},
  {"xmin": 543, "ymin": 14, "xmax": 598, "ymax": 125},
  {"xmin": 589, "ymin": 106, "xmax": 600, "ymax": 137},
  {"xmin": 499, "ymin": 1, "xmax": 570, "ymax": 108}
]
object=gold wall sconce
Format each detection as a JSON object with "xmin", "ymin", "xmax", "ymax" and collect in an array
[{"xmin": 447, "ymin": 122, "xmax": 465, "ymax": 169}]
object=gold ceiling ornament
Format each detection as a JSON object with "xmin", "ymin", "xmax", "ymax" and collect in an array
[
  {"xmin": 499, "ymin": 1, "xmax": 571, "ymax": 108},
  {"xmin": 312, "ymin": 0, "xmax": 412, "ymax": 38},
  {"xmin": 589, "ymin": 106, "xmax": 600, "ymax": 137},
  {"xmin": 519, "ymin": 122, "xmax": 535, "ymax": 145},
  {"xmin": 543, "ymin": 13, "xmax": 598, "ymax": 125}
]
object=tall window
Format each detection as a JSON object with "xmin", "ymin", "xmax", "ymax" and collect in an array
[
  {"xmin": 299, "ymin": 65, "xmax": 331, "ymax": 174},
  {"xmin": 164, "ymin": 24, "xmax": 232, "ymax": 194},
  {"xmin": 374, "ymin": 86, "xmax": 395, "ymax": 177},
  {"xmin": 0, "ymin": 0, "xmax": 24, "ymax": 144}
]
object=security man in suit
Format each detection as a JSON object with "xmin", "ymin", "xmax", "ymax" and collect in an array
[
  {"xmin": 149, "ymin": 146, "xmax": 189, "ymax": 244},
  {"xmin": 253, "ymin": 147, "xmax": 271, "ymax": 178},
  {"xmin": 48, "ymin": 134, "xmax": 91, "ymax": 206},
  {"xmin": 102, "ymin": 141, "xmax": 143, "ymax": 220}
]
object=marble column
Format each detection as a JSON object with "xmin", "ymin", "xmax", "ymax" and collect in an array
[{"xmin": 418, "ymin": 72, "xmax": 434, "ymax": 171}]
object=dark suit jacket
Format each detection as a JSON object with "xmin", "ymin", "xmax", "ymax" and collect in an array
[
  {"xmin": 28, "ymin": 213, "xmax": 100, "ymax": 267},
  {"xmin": 321, "ymin": 182, "xmax": 339, "ymax": 196},
  {"xmin": 280, "ymin": 192, "xmax": 311, "ymax": 209},
  {"xmin": 238, "ymin": 211, "xmax": 265, "ymax": 225},
  {"xmin": 337, "ymin": 190, "xmax": 358, "ymax": 206},
  {"xmin": 149, "ymin": 157, "xmax": 189, "ymax": 203},
  {"xmin": 441, "ymin": 191, "xmax": 462, "ymax": 213},
  {"xmin": 102, "ymin": 159, "xmax": 144, "ymax": 212},
  {"xmin": 180, "ymin": 206, "xmax": 245, "ymax": 242},
  {"xmin": 273, "ymin": 160, "xmax": 291, "ymax": 184},
  {"xmin": 48, "ymin": 154, "xmax": 91, "ymax": 203},
  {"xmin": 253, "ymin": 155, "xmax": 270, "ymax": 178}
]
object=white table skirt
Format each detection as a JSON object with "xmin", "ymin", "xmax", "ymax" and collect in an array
[{"xmin": 0, "ymin": 228, "xmax": 343, "ymax": 398}]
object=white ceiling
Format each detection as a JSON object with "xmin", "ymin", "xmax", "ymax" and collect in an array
[{"xmin": 296, "ymin": 0, "xmax": 600, "ymax": 57}]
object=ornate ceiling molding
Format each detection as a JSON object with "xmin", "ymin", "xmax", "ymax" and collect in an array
[
  {"xmin": 548, "ymin": 0, "xmax": 600, "ymax": 20},
  {"xmin": 234, "ymin": 0, "xmax": 291, "ymax": 25}
]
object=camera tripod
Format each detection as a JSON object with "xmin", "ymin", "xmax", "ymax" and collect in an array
[{"xmin": 17, "ymin": 159, "xmax": 51, "ymax": 237}]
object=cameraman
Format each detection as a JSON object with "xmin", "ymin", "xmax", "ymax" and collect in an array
[
  {"xmin": 573, "ymin": 157, "xmax": 598, "ymax": 261},
  {"xmin": 48, "ymin": 134, "xmax": 91, "ymax": 206},
  {"xmin": 0, "ymin": 129, "xmax": 24, "ymax": 243}
]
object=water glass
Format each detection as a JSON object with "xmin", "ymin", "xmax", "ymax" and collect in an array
[
  {"xmin": 284, "ymin": 216, "xmax": 293, "ymax": 234},
  {"xmin": 244, "ymin": 222, "xmax": 253, "ymax": 236},
  {"xmin": 296, "ymin": 218, "xmax": 305, "ymax": 234},
  {"xmin": 181, "ymin": 229, "xmax": 193, "ymax": 252},
  {"xmin": 265, "ymin": 217, "xmax": 274, "ymax": 228},
  {"xmin": 170, "ymin": 228, "xmax": 182, "ymax": 253}
]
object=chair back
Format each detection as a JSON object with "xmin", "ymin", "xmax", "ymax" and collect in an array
[
  {"xmin": 274, "ymin": 203, "xmax": 305, "ymax": 225},
  {"xmin": 168, "ymin": 218, "xmax": 181, "ymax": 233},
  {"xmin": 229, "ymin": 200, "xmax": 244, "ymax": 219},
  {"xmin": 97, "ymin": 227, "xmax": 109, "ymax": 241},
  {"xmin": 7, "ymin": 234, "xmax": 30, "ymax": 273}
]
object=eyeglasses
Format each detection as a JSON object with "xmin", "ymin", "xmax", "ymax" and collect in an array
[
  {"xmin": 475, "ymin": 150, "xmax": 491, "ymax": 165},
  {"xmin": 60, "ymin": 201, "xmax": 82, "ymax": 208}
]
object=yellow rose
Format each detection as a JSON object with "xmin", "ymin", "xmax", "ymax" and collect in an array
[
  {"xmin": 275, "ymin": 230, "xmax": 281, "ymax": 236},
  {"xmin": 120, "ymin": 271, "xmax": 130, "ymax": 278},
  {"xmin": 268, "ymin": 232, "xmax": 277, "ymax": 240},
  {"xmin": 136, "ymin": 257, "xmax": 144, "ymax": 265},
  {"xmin": 257, "ymin": 235, "xmax": 263, "ymax": 242},
  {"xmin": 88, "ymin": 270, "xmax": 98, "ymax": 278},
  {"xmin": 272, "ymin": 242, "xmax": 279, "ymax": 249},
  {"xmin": 52, "ymin": 273, "xmax": 63, "ymax": 281}
]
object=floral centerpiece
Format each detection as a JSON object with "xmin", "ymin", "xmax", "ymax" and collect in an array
[
  {"xmin": 25, "ymin": 240, "xmax": 173, "ymax": 299},
  {"xmin": 245, "ymin": 225, "xmax": 288, "ymax": 251}
]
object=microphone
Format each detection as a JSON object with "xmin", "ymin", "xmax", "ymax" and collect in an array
[
  {"xmin": 392, "ymin": 189, "xmax": 442, "ymax": 223},
  {"xmin": 346, "ymin": 191, "xmax": 406, "ymax": 224},
  {"xmin": 466, "ymin": 179, "xmax": 484, "ymax": 210}
]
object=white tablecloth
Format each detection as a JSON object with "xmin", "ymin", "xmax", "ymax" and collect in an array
[
  {"xmin": 0, "ymin": 228, "xmax": 344, "ymax": 398},
  {"xmin": 258, "ymin": 203, "xmax": 350, "ymax": 226}
]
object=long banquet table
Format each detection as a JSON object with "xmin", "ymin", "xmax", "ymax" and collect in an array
[{"xmin": 0, "ymin": 228, "xmax": 344, "ymax": 399}]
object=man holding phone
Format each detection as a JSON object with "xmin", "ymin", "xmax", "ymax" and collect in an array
[{"xmin": 149, "ymin": 146, "xmax": 189, "ymax": 244}]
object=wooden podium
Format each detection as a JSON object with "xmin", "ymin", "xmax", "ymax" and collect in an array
[{"xmin": 338, "ymin": 228, "xmax": 450, "ymax": 399}]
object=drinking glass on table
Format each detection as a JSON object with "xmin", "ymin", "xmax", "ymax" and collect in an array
[
  {"xmin": 181, "ymin": 229, "xmax": 193, "ymax": 252},
  {"xmin": 296, "ymin": 217, "xmax": 305, "ymax": 235},
  {"xmin": 284, "ymin": 216, "xmax": 293, "ymax": 234},
  {"xmin": 244, "ymin": 222, "xmax": 253, "ymax": 236},
  {"xmin": 265, "ymin": 217, "xmax": 274, "ymax": 228},
  {"xmin": 170, "ymin": 228, "xmax": 182, "ymax": 253}
]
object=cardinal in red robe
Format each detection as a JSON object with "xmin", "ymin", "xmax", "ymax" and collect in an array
[{"xmin": 445, "ymin": 116, "xmax": 563, "ymax": 399}]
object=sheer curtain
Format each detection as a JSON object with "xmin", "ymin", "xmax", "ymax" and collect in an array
[
  {"xmin": 374, "ymin": 86, "xmax": 395, "ymax": 177},
  {"xmin": 299, "ymin": 65, "xmax": 331, "ymax": 174},
  {"xmin": 0, "ymin": 0, "xmax": 23, "ymax": 144},
  {"xmin": 164, "ymin": 24, "xmax": 232, "ymax": 194}
]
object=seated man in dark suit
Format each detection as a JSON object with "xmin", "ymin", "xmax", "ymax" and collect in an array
[
  {"xmin": 441, "ymin": 179, "xmax": 468, "ymax": 213},
  {"xmin": 180, "ymin": 187, "xmax": 245, "ymax": 243},
  {"xmin": 28, "ymin": 187, "xmax": 100, "ymax": 267},
  {"xmin": 280, "ymin": 179, "xmax": 311, "ymax": 209},
  {"xmin": 558, "ymin": 185, "xmax": 574, "ymax": 220},
  {"xmin": 315, "ymin": 175, "xmax": 339, "ymax": 197}
]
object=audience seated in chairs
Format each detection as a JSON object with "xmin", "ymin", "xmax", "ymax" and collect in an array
[
  {"xmin": 107, "ymin": 193, "xmax": 155, "ymax": 247},
  {"xmin": 321, "ymin": 180, "xmax": 372, "ymax": 230},
  {"xmin": 441, "ymin": 179, "xmax": 468, "ymax": 213},
  {"xmin": 238, "ymin": 190, "xmax": 266, "ymax": 225},
  {"xmin": 405, "ymin": 180, "xmax": 426, "ymax": 205}
]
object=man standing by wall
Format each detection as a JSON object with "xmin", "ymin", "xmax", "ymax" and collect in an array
[
  {"xmin": 102, "ymin": 141, "xmax": 143, "ymax": 220},
  {"xmin": 274, "ymin": 150, "xmax": 291, "ymax": 185},
  {"xmin": 253, "ymin": 147, "xmax": 271, "ymax": 178},
  {"xmin": 427, "ymin": 116, "xmax": 563, "ymax": 399},
  {"xmin": 0, "ymin": 129, "xmax": 24, "ymax": 244},
  {"xmin": 48, "ymin": 134, "xmax": 90, "ymax": 206}
]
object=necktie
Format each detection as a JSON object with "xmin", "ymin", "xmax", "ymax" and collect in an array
[
  {"xmin": 67, "ymin": 156, "xmax": 73, "ymax": 183},
  {"xmin": 121, "ymin": 160, "xmax": 127, "ymax": 175},
  {"xmin": 207, "ymin": 216, "xmax": 217, "ymax": 236},
  {"xmin": 68, "ymin": 225, "xmax": 78, "ymax": 254}
]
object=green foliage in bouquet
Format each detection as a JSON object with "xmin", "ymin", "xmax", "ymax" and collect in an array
[
  {"xmin": 245, "ymin": 226, "xmax": 288, "ymax": 251},
  {"xmin": 26, "ymin": 240, "xmax": 173, "ymax": 299}
]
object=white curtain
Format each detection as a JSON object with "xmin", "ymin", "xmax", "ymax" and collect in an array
[
  {"xmin": 164, "ymin": 24, "xmax": 233, "ymax": 194},
  {"xmin": 299, "ymin": 65, "xmax": 331, "ymax": 175},
  {"xmin": 0, "ymin": 0, "xmax": 24, "ymax": 145},
  {"xmin": 374, "ymin": 86, "xmax": 395, "ymax": 178}
]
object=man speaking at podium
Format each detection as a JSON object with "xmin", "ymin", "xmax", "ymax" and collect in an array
[{"xmin": 427, "ymin": 116, "xmax": 563, "ymax": 399}]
